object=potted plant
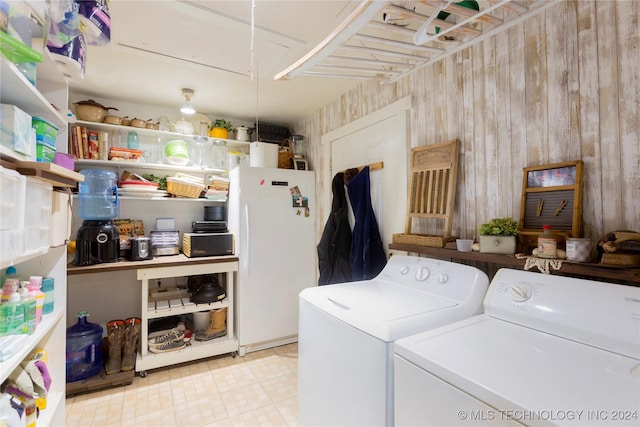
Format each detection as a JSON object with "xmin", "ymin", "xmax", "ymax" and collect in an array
[
  {"xmin": 209, "ymin": 119, "xmax": 234, "ymax": 139},
  {"xmin": 478, "ymin": 217, "xmax": 519, "ymax": 254}
]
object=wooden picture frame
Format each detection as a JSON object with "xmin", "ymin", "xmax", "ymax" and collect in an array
[{"xmin": 519, "ymin": 160, "xmax": 584, "ymax": 248}]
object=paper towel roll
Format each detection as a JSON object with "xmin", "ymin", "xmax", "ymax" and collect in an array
[
  {"xmin": 48, "ymin": 34, "xmax": 86, "ymax": 80},
  {"xmin": 77, "ymin": 0, "xmax": 111, "ymax": 46}
]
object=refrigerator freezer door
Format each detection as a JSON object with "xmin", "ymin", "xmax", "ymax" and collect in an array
[{"xmin": 229, "ymin": 166, "xmax": 316, "ymax": 351}]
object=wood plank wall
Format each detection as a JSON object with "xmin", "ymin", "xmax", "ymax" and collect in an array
[{"xmin": 296, "ymin": 0, "xmax": 639, "ymax": 245}]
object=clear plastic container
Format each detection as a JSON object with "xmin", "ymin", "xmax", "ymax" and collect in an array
[
  {"xmin": 78, "ymin": 169, "xmax": 119, "ymax": 220},
  {"xmin": 211, "ymin": 140, "xmax": 229, "ymax": 170},
  {"xmin": 66, "ymin": 311, "xmax": 104, "ymax": 382}
]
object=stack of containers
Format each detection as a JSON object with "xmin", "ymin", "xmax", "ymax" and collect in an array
[
  {"xmin": 31, "ymin": 117, "xmax": 58, "ymax": 162},
  {"xmin": 24, "ymin": 177, "xmax": 52, "ymax": 254},
  {"xmin": 0, "ymin": 166, "xmax": 26, "ymax": 257}
]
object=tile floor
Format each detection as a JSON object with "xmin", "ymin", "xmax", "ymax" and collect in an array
[{"xmin": 64, "ymin": 343, "xmax": 299, "ymax": 427}]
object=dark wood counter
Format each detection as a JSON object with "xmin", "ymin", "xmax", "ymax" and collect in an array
[
  {"xmin": 67, "ymin": 254, "xmax": 239, "ymax": 275},
  {"xmin": 389, "ymin": 243, "xmax": 640, "ymax": 286}
]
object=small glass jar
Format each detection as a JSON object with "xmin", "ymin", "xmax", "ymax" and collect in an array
[
  {"xmin": 191, "ymin": 136, "xmax": 210, "ymax": 167},
  {"xmin": 211, "ymin": 140, "xmax": 229, "ymax": 170},
  {"xmin": 537, "ymin": 225, "xmax": 557, "ymax": 258}
]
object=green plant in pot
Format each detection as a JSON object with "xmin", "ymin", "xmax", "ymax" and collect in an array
[
  {"xmin": 209, "ymin": 119, "xmax": 234, "ymax": 139},
  {"xmin": 478, "ymin": 217, "xmax": 519, "ymax": 254}
]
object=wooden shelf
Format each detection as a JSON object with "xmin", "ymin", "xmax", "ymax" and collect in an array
[
  {"xmin": 67, "ymin": 254, "xmax": 239, "ymax": 276},
  {"xmin": 389, "ymin": 243, "xmax": 640, "ymax": 286},
  {"xmin": 14, "ymin": 160, "xmax": 84, "ymax": 187},
  {"xmin": 73, "ymin": 120, "xmax": 251, "ymax": 151}
]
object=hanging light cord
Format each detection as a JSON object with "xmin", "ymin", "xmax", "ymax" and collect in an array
[{"xmin": 251, "ymin": 0, "xmax": 259, "ymax": 140}]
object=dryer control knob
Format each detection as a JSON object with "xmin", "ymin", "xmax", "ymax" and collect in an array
[
  {"xmin": 509, "ymin": 284, "xmax": 532, "ymax": 302},
  {"xmin": 438, "ymin": 274, "xmax": 448, "ymax": 284},
  {"xmin": 415, "ymin": 266, "xmax": 430, "ymax": 281},
  {"xmin": 400, "ymin": 266, "xmax": 410, "ymax": 275}
]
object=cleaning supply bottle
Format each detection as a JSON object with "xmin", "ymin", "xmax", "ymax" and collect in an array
[
  {"xmin": 1, "ymin": 266, "xmax": 20, "ymax": 303},
  {"xmin": 41, "ymin": 277, "xmax": 55, "ymax": 315},
  {"xmin": 1, "ymin": 278, "xmax": 20, "ymax": 304},
  {"xmin": 537, "ymin": 225, "xmax": 557, "ymax": 259},
  {"xmin": 0, "ymin": 290, "xmax": 25, "ymax": 336},
  {"xmin": 27, "ymin": 276, "xmax": 45, "ymax": 325},
  {"xmin": 20, "ymin": 284, "xmax": 37, "ymax": 335}
]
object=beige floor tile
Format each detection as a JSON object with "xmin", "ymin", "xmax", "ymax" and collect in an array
[
  {"xmin": 273, "ymin": 396, "xmax": 298, "ymax": 427},
  {"xmin": 212, "ymin": 363, "xmax": 259, "ymax": 393},
  {"xmin": 65, "ymin": 343, "xmax": 299, "ymax": 426},
  {"xmin": 260, "ymin": 373, "xmax": 298, "ymax": 402},
  {"xmin": 219, "ymin": 383, "xmax": 273, "ymax": 417},
  {"xmin": 246, "ymin": 354, "xmax": 295, "ymax": 382},
  {"xmin": 227, "ymin": 404, "xmax": 288, "ymax": 427}
]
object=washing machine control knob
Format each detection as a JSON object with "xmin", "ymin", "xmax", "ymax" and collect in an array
[
  {"xmin": 509, "ymin": 284, "xmax": 532, "ymax": 302},
  {"xmin": 438, "ymin": 274, "xmax": 448, "ymax": 284},
  {"xmin": 415, "ymin": 266, "xmax": 430, "ymax": 281},
  {"xmin": 400, "ymin": 266, "xmax": 410, "ymax": 275}
]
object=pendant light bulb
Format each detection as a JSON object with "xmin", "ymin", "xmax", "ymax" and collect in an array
[{"xmin": 180, "ymin": 88, "xmax": 196, "ymax": 115}]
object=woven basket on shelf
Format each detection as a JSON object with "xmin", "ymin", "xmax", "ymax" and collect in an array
[
  {"xmin": 166, "ymin": 177, "xmax": 204, "ymax": 198},
  {"xmin": 392, "ymin": 233, "xmax": 446, "ymax": 248}
]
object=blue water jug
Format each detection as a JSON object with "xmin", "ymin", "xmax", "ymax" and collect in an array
[
  {"xmin": 78, "ymin": 169, "xmax": 118, "ymax": 220},
  {"xmin": 66, "ymin": 311, "xmax": 103, "ymax": 382}
]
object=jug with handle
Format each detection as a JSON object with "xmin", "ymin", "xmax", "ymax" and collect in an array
[{"xmin": 78, "ymin": 169, "xmax": 119, "ymax": 220}]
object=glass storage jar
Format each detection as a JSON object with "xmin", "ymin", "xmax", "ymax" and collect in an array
[{"xmin": 211, "ymin": 140, "xmax": 229, "ymax": 170}]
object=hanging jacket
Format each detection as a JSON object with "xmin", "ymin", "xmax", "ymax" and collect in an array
[
  {"xmin": 317, "ymin": 172, "xmax": 352, "ymax": 285},
  {"xmin": 347, "ymin": 167, "xmax": 387, "ymax": 280}
]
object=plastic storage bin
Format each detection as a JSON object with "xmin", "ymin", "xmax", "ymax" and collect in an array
[
  {"xmin": 41, "ymin": 277, "xmax": 54, "ymax": 315},
  {"xmin": 31, "ymin": 116, "xmax": 58, "ymax": 147},
  {"xmin": 36, "ymin": 141, "xmax": 55, "ymax": 162},
  {"xmin": 0, "ymin": 104, "xmax": 34, "ymax": 158},
  {"xmin": 24, "ymin": 177, "xmax": 52, "ymax": 253},
  {"xmin": 0, "ymin": 166, "xmax": 26, "ymax": 257},
  {"xmin": 66, "ymin": 311, "xmax": 103, "ymax": 382}
]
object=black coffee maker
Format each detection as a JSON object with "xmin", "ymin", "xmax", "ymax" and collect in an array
[
  {"xmin": 74, "ymin": 170, "xmax": 120, "ymax": 265},
  {"xmin": 74, "ymin": 220, "xmax": 120, "ymax": 265}
]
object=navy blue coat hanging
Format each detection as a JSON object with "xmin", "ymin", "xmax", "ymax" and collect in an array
[
  {"xmin": 346, "ymin": 166, "xmax": 387, "ymax": 280},
  {"xmin": 317, "ymin": 172, "xmax": 352, "ymax": 285}
]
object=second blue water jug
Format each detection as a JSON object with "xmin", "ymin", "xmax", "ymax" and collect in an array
[{"xmin": 66, "ymin": 311, "xmax": 103, "ymax": 382}]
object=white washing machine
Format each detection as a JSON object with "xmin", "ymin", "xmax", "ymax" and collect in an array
[
  {"xmin": 297, "ymin": 255, "xmax": 489, "ymax": 426},
  {"xmin": 394, "ymin": 268, "xmax": 640, "ymax": 426}
]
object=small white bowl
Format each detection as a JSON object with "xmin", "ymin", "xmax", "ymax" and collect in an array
[
  {"xmin": 166, "ymin": 156, "xmax": 190, "ymax": 166},
  {"xmin": 456, "ymin": 239, "xmax": 474, "ymax": 252}
]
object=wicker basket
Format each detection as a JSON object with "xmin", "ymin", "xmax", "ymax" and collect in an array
[
  {"xmin": 392, "ymin": 233, "xmax": 446, "ymax": 248},
  {"xmin": 278, "ymin": 139, "xmax": 293, "ymax": 169},
  {"xmin": 166, "ymin": 177, "xmax": 204, "ymax": 198}
]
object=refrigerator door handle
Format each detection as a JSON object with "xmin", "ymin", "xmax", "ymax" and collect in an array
[{"xmin": 244, "ymin": 202, "xmax": 250, "ymax": 276}]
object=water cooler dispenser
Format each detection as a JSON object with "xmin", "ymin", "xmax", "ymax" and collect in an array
[{"xmin": 74, "ymin": 169, "xmax": 120, "ymax": 265}]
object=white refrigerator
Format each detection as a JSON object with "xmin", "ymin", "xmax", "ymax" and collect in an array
[{"xmin": 228, "ymin": 166, "xmax": 316, "ymax": 355}]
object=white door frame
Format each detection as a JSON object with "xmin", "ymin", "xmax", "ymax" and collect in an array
[{"xmin": 321, "ymin": 96, "xmax": 412, "ymax": 252}]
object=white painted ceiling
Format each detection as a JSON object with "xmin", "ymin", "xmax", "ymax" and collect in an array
[{"xmin": 69, "ymin": 0, "xmax": 365, "ymax": 127}]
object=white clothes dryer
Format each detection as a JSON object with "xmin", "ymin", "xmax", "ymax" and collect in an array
[
  {"xmin": 394, "ymin": 268, "xmax": 640, "ymax": 426},
  {"xmin": 297, "ymin": 255, "xmax": 489, "ymax": 426}
]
